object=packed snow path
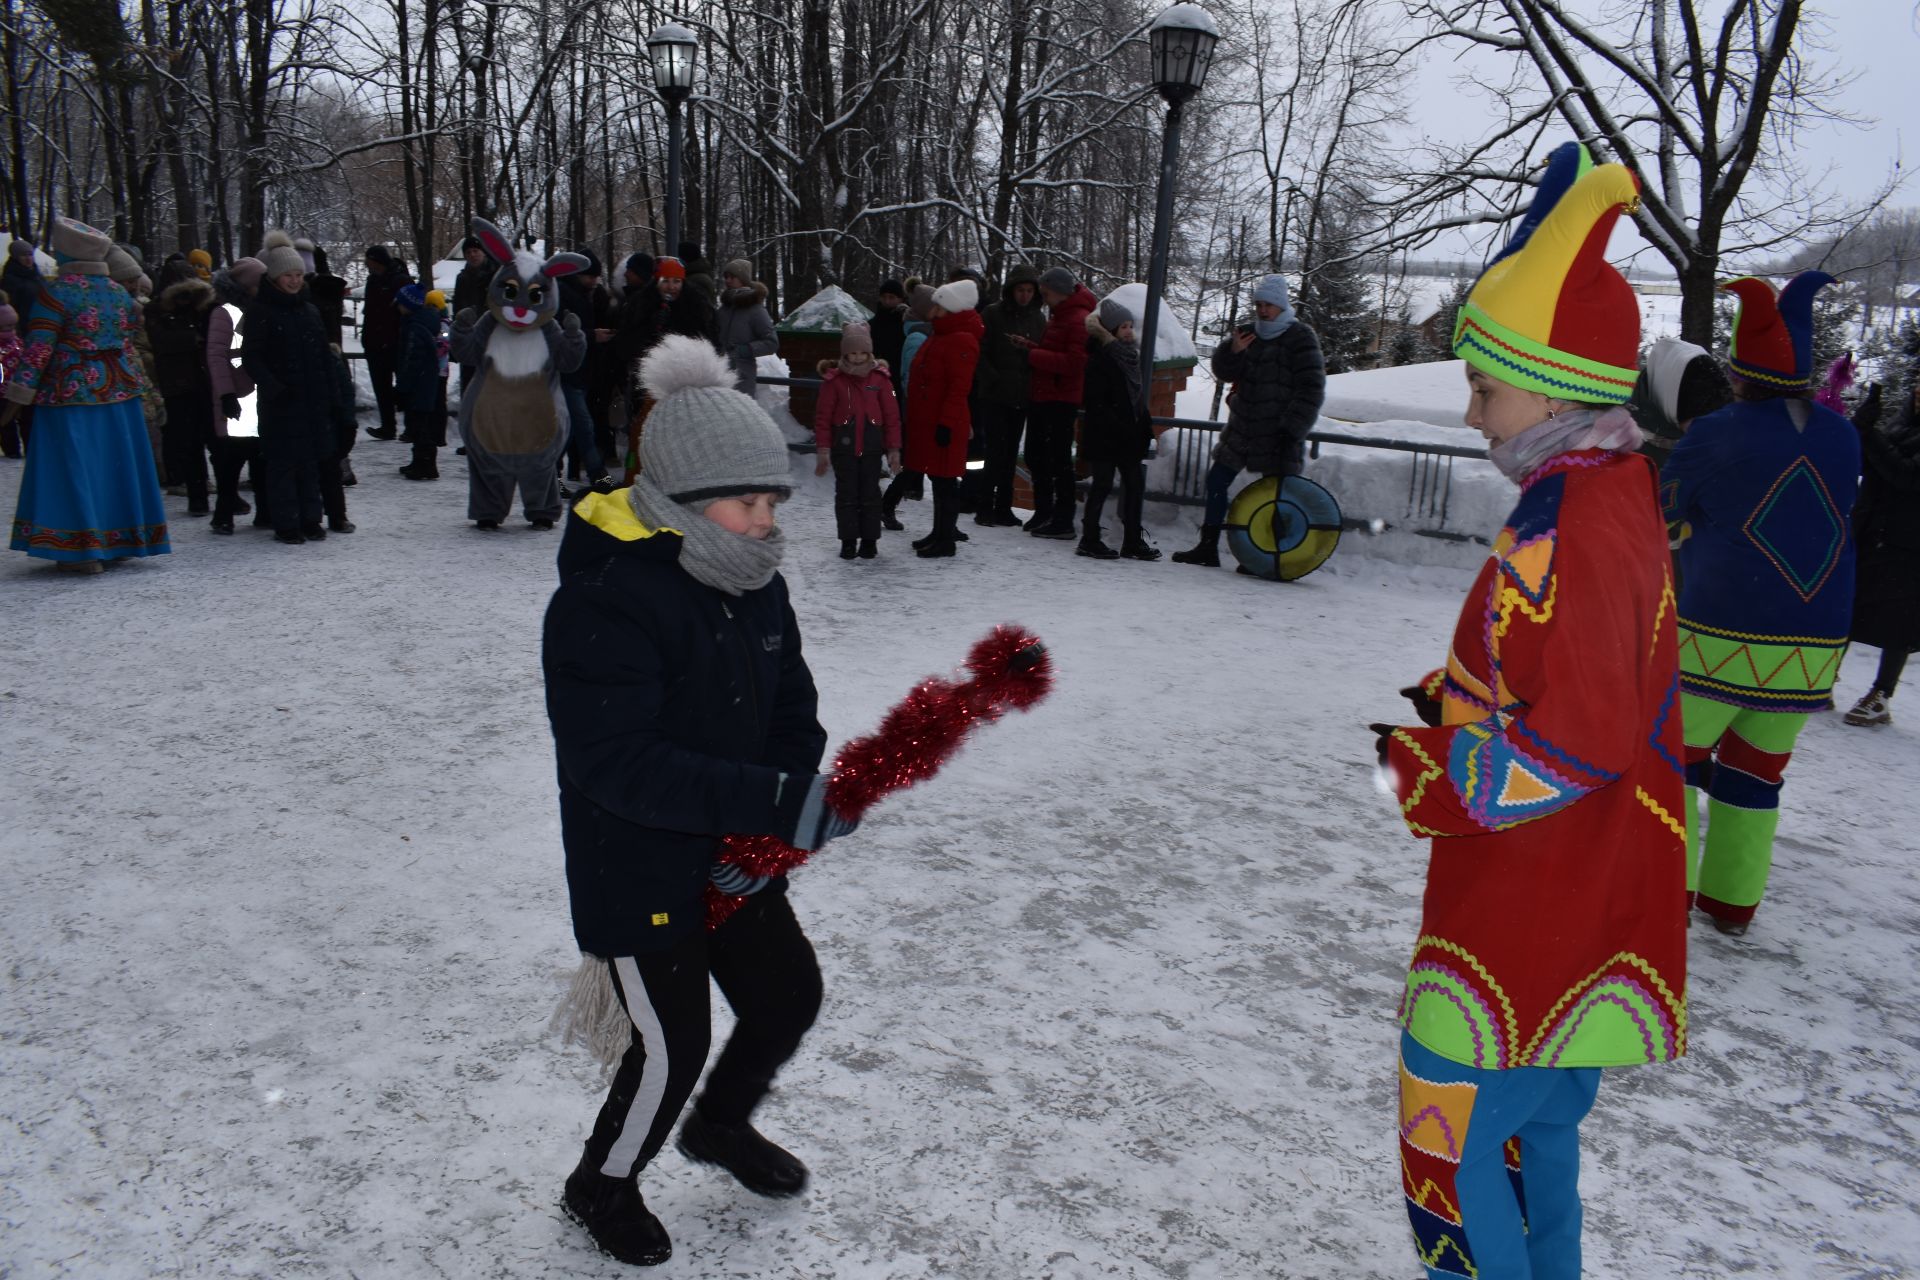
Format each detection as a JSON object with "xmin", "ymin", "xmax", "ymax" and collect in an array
[{"xmin": 3, "ymin": 442, "xmax": 1917, "ymax": 1279}]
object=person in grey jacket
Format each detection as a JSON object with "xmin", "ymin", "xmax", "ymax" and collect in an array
[
  {"xmin": 1172, "ymin": 273, "xmax": 1326, "ymax": 567},
  {"xmin": 714, "ymin": 258, "xmax": 778, "ymax": 395}
]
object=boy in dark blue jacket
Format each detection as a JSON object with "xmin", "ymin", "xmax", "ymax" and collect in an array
[
  {"xmin": 543, "ymin": 335, "xmax": 856, "ymax": 1267},
  {"xmin": 394, "ymin": 284, "xmax": 447, "ymax": 480}
]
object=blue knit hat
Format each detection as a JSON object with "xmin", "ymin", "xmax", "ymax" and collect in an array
[{"xmin": 396, "ymin": 283, "xmax": 426, "ymax": 310}]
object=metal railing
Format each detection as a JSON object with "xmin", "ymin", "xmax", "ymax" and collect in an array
[{"xmin": 761, "ymin": 372, "xmax": 1489, "ymax": 538}]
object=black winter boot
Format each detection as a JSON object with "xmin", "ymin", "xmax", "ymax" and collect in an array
[
  {"xmin": 1120, "ymin": 537, "xmax": 1162, "ymax": 562},
  {"xmin": 840, "ymin": 540, "xmax": 858, "ymax": 560},
  {"xmin": 676, "ymin": 1110, "xmax": 809, "ymax": 1197},
  {"xmin": 562, "ymin": 1156, "xmax": 673, "ymax": 1266},
  {"xmin": 857, "ymin": 538, "xmax": 878, "ymax": 559},
  {"xmin": 1170, "ymin": 524, "xmax": 1222, "ymax": 567},
  {"xmin": 1076, "ymin": 537, "xmax": 1119, "ymax": 560}
]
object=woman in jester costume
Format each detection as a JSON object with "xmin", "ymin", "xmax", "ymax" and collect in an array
[
  {"xmin": 1659, "ymin": 273, "xmax": 1857, "ymax": 937},
  {"xmin": 1375, "ymin": 143, "xmax": 1687, "ymax": 1280}
]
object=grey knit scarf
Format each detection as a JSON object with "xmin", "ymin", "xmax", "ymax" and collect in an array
[
  {"xmin": 1489, "ymin": 406, "xmax": 1643, "ymax": 484},
  {"xmin": 627, "ymin": 469, "xmax": 785, "ymax": 596}
]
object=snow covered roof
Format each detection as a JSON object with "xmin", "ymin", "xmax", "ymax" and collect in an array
[
  {"xmin": 778, "ymin": 285, "xmax": 873, "ymax": 333},
  {"xmin": 1101, "ymin": 283, "xmax": 1198, "ymax": 367}
]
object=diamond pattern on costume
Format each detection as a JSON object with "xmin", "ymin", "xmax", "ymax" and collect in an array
[{"xmin": 1742, "ymin": 457, "xmax": 1846, "ymax": 602}]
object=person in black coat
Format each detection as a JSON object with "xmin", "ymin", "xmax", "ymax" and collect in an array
[
  {"xmin": 557, "ymin": 250, "xmax": 616, "ymax": 489},
  {"xmin": 360, "ymin": 244, "xmax": 411, "ymax": 438},
  {"xmin": 1843, "ymin": 380, "xmax": 1920, "ymax": 726},
  {"xmin": 613, "ymin": 258, "xmax": 718, "ymax": 479},
  {"xmin": 1173, "ymin": 272, "xmax": 1327, "ymax": 568},
  {"xmin": 449, "ymin": 236, "xmax": 494, "ymax": 397},
  {"xmin": 869, "ymin": 279, "xmax": 908, "ymax": 396},
  {"xmin": 244, "ymin": 258, "xmax": 355, "ymax": 544},
  {"xmin": 1077, "ymin": 299, "xmax": 1159, "ymax": 561},
  {"xmin": 545, "ymin": 336, "xmax": 856, "ymax": 1267},
  {"xmin": 2, "ymin": 239, "xmax": 43, "ymax": 327},
  {"xmin": 145, "ymin": 270, "xmax": 219, "ymax": 515}
]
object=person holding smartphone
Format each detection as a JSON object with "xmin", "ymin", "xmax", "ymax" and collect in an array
[{"xmin": 1171, "ymin": 274, "xmax": 1325, "ymax": 568}]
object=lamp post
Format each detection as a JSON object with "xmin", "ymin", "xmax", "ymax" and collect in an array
[
  {"xmin": 1137, "ymin": 3, "xmax": 1218, "ymax": 400},
  {"xmin": 646, "ymin": 22, "xmax": 698, "ymax": 254}
]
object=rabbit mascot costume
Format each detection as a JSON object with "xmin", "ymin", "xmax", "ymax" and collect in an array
[{"xmin": 450, "ymin": 218, "xmax": 589, "ymax": 528}]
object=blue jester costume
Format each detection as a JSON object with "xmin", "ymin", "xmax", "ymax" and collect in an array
[{"xmin": 1660, "ymin": 272, "xmax": 1858, "ymax": 930}]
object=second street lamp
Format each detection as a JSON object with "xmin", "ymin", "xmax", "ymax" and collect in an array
[
  {"xmin": 1137, "ymin": 3, "xmax": 1219, "ymax": 406},
  {"xmin": 646, "ymin": 22, "xmax": 699, "ymax": 255}
]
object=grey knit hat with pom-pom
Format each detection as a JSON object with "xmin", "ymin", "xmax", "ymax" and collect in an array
[
  {"xmin": 636, "ymin": 335, "xmax": 792, "ymax": 505},
  {"xmin": 259, "ymin": 229, "xmax": 305, "ymax": 280}
]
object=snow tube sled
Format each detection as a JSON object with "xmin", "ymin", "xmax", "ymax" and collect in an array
[{"xmin": 1225, "ymin": 474, "xmax": 1341, "ymax": 581}]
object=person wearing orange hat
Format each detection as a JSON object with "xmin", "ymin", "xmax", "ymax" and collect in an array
[
  {"xmin": 1659, "ymin": 272, "xmax": 1859, "ymax": 937},
  {"xmin": 1373, "ymin": 142, "xmax": 1687, "ymax": 1280},
  {"xmin": 614, "ymin": 256, "xmax": 716, "ymax": 480}
]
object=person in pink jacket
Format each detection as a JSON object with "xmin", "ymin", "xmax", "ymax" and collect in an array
[
  {"xmin": 205, "ymin": 256, "xmax": 265, "ymax": 533},
  {"xmin": 812, "ymin": 322, "xmax": 900, "ymax": 559}
]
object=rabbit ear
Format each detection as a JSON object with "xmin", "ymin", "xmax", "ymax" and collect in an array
[
  {"xmin": 470, "ymin": 218, "xmax": 514, "ymax": 264},
  {"xmin": 541, "ymin": 252, "xmax": 591, "ymax": 280}
]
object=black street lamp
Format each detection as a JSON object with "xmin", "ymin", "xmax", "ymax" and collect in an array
[
  {"xmin": 1138, "ymin": 3, "xmax": 1218, "ymax": 399},
  {"xmin": 646, "ymin": 22, "xmax": 699, "ymax": 254}
]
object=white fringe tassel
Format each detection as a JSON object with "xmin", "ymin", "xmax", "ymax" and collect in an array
[{"xmin": 549, "ymin": 954, "xmax": 631, "ymax": 1073}]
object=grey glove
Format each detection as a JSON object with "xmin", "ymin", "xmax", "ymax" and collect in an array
[
  {"xmin": 562, "ymin": 312, "xmax": 582, "ymax": 334},
  {"xmin": 454, "ymin": 307, "xmax": 481, "ymax": 329},
  {"xmin": 774, "ymin": 773, "xmax": 859, "ymax": 852}
]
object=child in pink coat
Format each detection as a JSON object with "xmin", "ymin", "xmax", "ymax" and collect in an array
[{"xmin": 812, "ymin": 322, "xmax": 901, "ymax": 559}]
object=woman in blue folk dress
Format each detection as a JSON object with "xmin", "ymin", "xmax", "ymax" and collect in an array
[{"xmin": 2, "ymin": 216, "xmax": 169, "ymax": 574}]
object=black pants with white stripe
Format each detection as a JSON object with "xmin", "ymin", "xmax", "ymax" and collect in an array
[{"xmin": 583, "ymin": 891, "xmax": 823, "ymax": 1179}]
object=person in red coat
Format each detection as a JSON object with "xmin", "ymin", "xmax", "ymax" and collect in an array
[
  {"xmin": 1374, "ymin": 147, "xmax": 1687, "ymax": 1279},
  {"xmin": 904, "ymin": 279, "xmax": 982, "ymax": 558},
  {"xmin": 811, "ymin": 322, "xmax": 901, "ymax": 560},
  {"xmin": 1022, "ymin": 267, "xmax": 1098, "ymax": 538}
]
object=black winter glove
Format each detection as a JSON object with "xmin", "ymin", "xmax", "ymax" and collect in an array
[
  {"xmin": 1400, "ymin": 684, "xmax": 1443, "ymax": 727},
  {"xmin": 1853, "ymin": 382, "xmax": 1883, "ymax": 431},
  {"xmin": 1367, "ymin": 723, "xmax": 1396, "ymax": 768},
  {"xmin": 221, "ymin": 393, "xmax": 242, "ymax": 421},
  {"xmin": 774, "ymin": 773, "xmax": 859, "ymax": 852}
]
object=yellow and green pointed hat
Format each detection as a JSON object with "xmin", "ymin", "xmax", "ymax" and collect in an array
[{"xmin": 1452, "ymin": 143, "xmax": 1642, "ymax": 404}]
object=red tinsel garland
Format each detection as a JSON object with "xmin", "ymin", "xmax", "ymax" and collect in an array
[{"xmin": 704, "ymin": 624, "xmax": 1053, "ymax": 929}]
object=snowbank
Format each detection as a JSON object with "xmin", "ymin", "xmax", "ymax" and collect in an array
[{"xmin": 1319, "ymin": 360, "xmax": 1474, "ymax": 428}]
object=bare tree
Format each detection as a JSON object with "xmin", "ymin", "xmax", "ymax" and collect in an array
[{"xmin": 1397, "ymin": 0, "xmax": 1902, "ymax": 343}]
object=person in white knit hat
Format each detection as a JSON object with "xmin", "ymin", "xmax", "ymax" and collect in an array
[{"xmin": 543, "ymin": 334, "xmax": 858, "ymax": 1267}]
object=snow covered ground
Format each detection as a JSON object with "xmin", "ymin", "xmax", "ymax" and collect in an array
[{"xmin": 4, "ymin": 418, "xmax": 1919, "ymax": 1278}]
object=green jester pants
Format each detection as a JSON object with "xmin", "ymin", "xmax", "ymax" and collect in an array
[{"xmin": 1681, "ymin": 693, "xmax": 1809, "ymax": 927}]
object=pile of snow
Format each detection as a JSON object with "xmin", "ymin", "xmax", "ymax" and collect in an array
[
  {"xmin": 1100, "ymin": 283, "xmax": 1198, "ymax": 364},
  {"xmin": 781, "ymin": 285, "xmax": 872, "ymax": 333},
  {"xmin": 1320, "ymin": 360, "xmax": 1475, "ymax": 429}
]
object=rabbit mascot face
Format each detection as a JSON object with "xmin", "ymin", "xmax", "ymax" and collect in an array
[{"xmin": 449, "ymin": 217, "xmax": 592, "ymax": 526}]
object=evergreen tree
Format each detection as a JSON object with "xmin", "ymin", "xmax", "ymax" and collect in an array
[
  {"xmin": 1296, "ymin": 193, "xmax": 1376, "ymax": 374},
  {"xmin": 1386, "ymin": 308, "xmax": 1428, "ymax": 367}
]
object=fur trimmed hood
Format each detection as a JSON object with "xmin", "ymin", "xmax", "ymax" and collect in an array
[
  {"xmin": 153, "ymin": 276, "xmax": 217, "ymax": 315},
  {"xmin": 721, "ymin": 281, "xmax": 769, "ymax": 309}
]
